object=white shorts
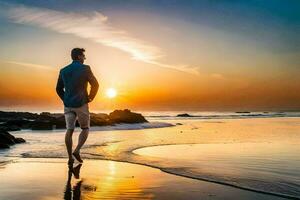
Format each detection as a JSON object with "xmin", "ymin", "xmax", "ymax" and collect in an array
[{"xmin": 64, "ymin": 103, "xmax": 90, "ymax": 130}]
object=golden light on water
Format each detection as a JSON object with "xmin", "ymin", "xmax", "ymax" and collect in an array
[{"xmin": 106, "ymin": 88, "xmax": 117, "ymax": 98}]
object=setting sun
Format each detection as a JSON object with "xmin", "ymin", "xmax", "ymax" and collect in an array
[{"xmin": 106, "ymin": 88, "xmax": 117, "ymax": 98}]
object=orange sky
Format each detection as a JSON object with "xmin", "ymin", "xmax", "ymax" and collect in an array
[
  {"xmin": 0, "ymin": 2, "xmax": 299, "ymax": 112},
  {"xmin": 0, "ymin": 59, "xmax": 299, "ymax": 112}
]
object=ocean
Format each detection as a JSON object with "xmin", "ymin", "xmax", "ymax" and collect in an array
[{"xmin": 1, "ymin": 112, "xmax": 300, "ymax": 199}]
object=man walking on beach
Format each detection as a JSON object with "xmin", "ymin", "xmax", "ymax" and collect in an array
[{"xmin": 56, "ymin": 48, "xmax": 99, "ymax": 165}]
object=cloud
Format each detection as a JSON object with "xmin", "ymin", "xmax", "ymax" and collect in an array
[
  {"xmin": 3, "ymin": 60, "xmax": 55, "ymax": 71},
  {"xmin": 6, "ymin": 5, "xmax": 198, "ymax": 74}
]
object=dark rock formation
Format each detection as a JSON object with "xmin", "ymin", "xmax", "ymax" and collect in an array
[
  {"xmin": 0, "ymin": 109, "xmax": 148, "ymax": 130},
  {"xmin": 177, "ymin": 113, "xmax": 193, "ymax": 117},
  {"xmin": 0, "ymin": 131, "xmax": 15, "ymax": 145},
  {"xmin": 14, "ymin": 137, "xmax": 26, "ymax": 143},
  {"xmin": 0, "ymin": 111, "xmax": 39, "ymax": 121},
  {"xmin": 0, "ymin": 130, "xmax": 26, "ymax": 149},
  {"xmin": 235, "ymin": 111, "xmax": 251, "ymax": 114},
  {"xmin": 90, "ymin": 113, "xmax": 112, "ymax": 126},
  {"xmin": 0, "ymin": 124, "xmax": 21, "ymax": 131},
  {"xmin": 31, "ymin": 120, "xmax": 55, "ymax": 130},
  {"xmin": 0, "ymin": 143, "xmax": 10, "ymax": 149},
  {"xmin": 109, "ymin": 109, "xmax": 147, "ymax": 123}
]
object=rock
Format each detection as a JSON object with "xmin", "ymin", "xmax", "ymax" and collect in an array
[
  {"xmin": 14, "ymin": 137, "xmax": 26, "ymax": 143},
  {"xmin": 108, "ymin": 109, "xmax": 148, "ymax": 124},
  {"xmin": 0, "ymin": 124, "xmax": 21, "ymax": 131},
  {"xmin": 177, "ymin": 113, "xmax": 193, "ymax": 117},
  {"xmin": 0, "ymin": 143, "xmax": 10, "ymax": 148},
  {"xmin": 31, "ymin": 120, "xmax": 54, "ymax": 130},
  {"xmin": 0, "ymin": 109, "xmax": 148, "ymax": 130},
  {"xmin": 0, "ymin": 111, "xmax": 39, "ymax": 122},
  {"xmin": 0, "ymin": 131, "xmax": 16, "ymax": 145},
  {"xmin": 90, "ymin": 113, "xmax": 111, "ymax": 126},
  {"xmin": 3, "ymin": 119, "xmax": 31, "ymax": 129},
  {"xmin": 53, "ymin": 115, "xmax": 66, "ymax": 129},
  {"xmin": 0, "ymin": 130, "xmax": 26, "ymax": 149}
]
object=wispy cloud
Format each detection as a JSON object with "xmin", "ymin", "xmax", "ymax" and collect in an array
[
  {"xmin": 6, "ymin": 5, "xmax": 198, "ymax": 74},
  {"xmin": 4, "ymin": 60, "xmax": 55, "ymax": 71}
]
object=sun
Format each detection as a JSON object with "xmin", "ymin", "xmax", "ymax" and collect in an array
[{"xmin": 106, "ymin": 88, "xmax": 117, "ymax": 98}]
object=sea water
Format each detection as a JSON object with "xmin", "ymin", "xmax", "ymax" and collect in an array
[{"xmin": 1, "ymin": 113, "xmax": 300, "ymax": 199}]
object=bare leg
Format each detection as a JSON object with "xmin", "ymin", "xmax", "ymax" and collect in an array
[
  {"xmin": 73, "ymin": 128, "xmax": 89, "ymax": 161},
  {"xmin": 65, "ymin": 129, "xmax": 74, "ymax": 162}
]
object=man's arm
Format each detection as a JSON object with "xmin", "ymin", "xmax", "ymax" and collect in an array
[
  {"xmin": 56, "ymin": 70, "xmax": 65, "ymax": 101},
  {"xmin": 86, "ymin": 66, "xmax": 99, "ymax": 102}
]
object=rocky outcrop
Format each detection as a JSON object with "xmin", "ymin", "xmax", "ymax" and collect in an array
[
  {"xmin": 90, "ymin": 113, "xmax": 112, "ymax": 126},
  {"xmin": 0, "ymin": 109, "xmax": 148, "ymax": 130},
  {"xmin": 109, "ymin": 109, "xmax": 147, "ymax": 124},
  {"xmin": 177, "ymin": 113, "xmax": 193, "ymax": 117},
  {"xmin": 0, "ymin": 130, "xmax": 26, "ymax": 149}
]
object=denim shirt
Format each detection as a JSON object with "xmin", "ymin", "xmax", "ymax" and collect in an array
[{"xmin": 56, "ymin": 61, "xmax": 99, "ymax": 108}]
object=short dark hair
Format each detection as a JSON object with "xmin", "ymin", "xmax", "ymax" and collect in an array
[{"xmin": 71, "ymin": 48, "xmax": 85, "ymax": 60}]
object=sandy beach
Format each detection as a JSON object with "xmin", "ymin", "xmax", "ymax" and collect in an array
[{"xmin": 1, "ymin": 116, "xmax": 300, "ymax": 199}]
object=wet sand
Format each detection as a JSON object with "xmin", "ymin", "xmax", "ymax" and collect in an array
[
  {"xmin": 0, "ymin": 158, "xmax": 285, "ymax": 200},
  {"xmin": 134, "ymin": 143, "xmax": 300, "ymax": 199},
  {"xmin": 1, "ymin": 117, "xmax": 299, "ymax": 199}
]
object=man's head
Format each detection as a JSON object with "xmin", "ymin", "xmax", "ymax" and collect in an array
[{"xmin": 71, "ymin": 48, "xmax": 86, "ymax": 64}]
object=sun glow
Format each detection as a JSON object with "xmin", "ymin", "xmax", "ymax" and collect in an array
[{"xmin": 106, "ymin": 88, "xmax": 117, "ymax": 98}]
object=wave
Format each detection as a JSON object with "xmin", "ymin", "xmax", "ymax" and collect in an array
[
  {"xmin": 89, "ymin": 122, "xmax": 174, "ymax": 131},
  {"xmin": 131, "ymin": 144, "xmax": 300, "ymax": 200},
  {"xmin": 158, "ymin": 167, "xmax": 300, "ymax": 200},
  {"xmin": 146, "ymin": 111, "xmax": 300, "ymax": 120}
]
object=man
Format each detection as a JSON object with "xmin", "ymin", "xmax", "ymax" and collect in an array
[{"xmin": 56, "ymin": 48, "xmax": 99, "ymax": 165}]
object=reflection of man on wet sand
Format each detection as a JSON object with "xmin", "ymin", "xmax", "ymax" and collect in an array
[{"xmin": 64, "ymin": 164, "xmax": 82, "ymax": 200}]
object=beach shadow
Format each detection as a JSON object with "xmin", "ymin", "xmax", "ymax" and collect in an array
[{"xmin": 64, "ymin": 163, "xmax": 82, "ymax": 200}]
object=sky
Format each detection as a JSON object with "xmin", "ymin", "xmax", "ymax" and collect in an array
[{"xmin": 0, "ymin": 0, "xmax": 299, "ymax": 112}]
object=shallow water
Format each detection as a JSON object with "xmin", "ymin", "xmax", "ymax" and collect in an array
[
  {"xmin": 0, "ymin": 158, "xmax": 284, "ymax": 200},
  {"xmin": 134, "ymin": 143, "xmax": 300, "ymax": 198},
  {"xmin": 1, "ymin": 117, "xmax": 300, "ymax": 199}
]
